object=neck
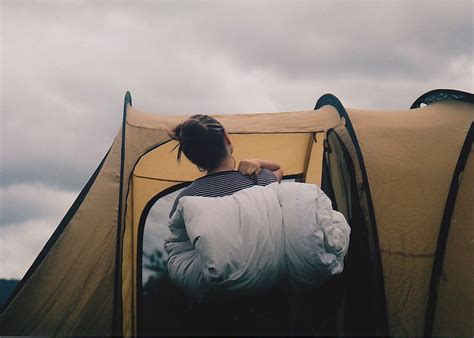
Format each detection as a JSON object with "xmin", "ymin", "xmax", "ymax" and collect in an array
[{"xmin": 207, "ymin": 156, "xmax": 235, "ymax": 175}]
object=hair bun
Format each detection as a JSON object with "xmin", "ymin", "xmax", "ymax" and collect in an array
[
  {"xmin": 172, "ymin": 124, "xmax": 182, "ymax": 141},
  {"xmin": 171, "ymin": 114, "xmax": 227, "ymax": 171},
  {"xmin": 179, "ymin": 118, "xmax": 207, "ymax": 143}
]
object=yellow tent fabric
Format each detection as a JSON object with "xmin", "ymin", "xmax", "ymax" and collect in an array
[
  {"xmin": 349, "ymin": 101, "xmax": 473, "ymax": 335},
  {"xmin": 0, "ymin": 90, "xmax": 472, "ymax": 337},
  {"xmin": 432, "ymin": 140, "xmax": 473, "ymax": 336}
]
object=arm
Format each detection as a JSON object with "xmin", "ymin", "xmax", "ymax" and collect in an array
[{"xmin": 238, "ymin": 159, "xmax": 284, "ymax": 182}]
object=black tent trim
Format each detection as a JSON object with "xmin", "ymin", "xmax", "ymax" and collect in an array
[
  {"xmin": 410, "ymin": 89, "xmax": 473, "ymax": 109},
  {"xmin": 424, "ymin": 122, "xmax": 474, "ymax": 337},
  {"xmin": 112, "ymin": 91, "xmax": 132, "ymax": 335},
  {"xmin": 314, "ymin": 94, "xmax": 389, "ymax": 335},
  {"xmin": 326, "ymin": 127, "xmax": 374, "ymax": 335},
  {"xmin": 0, "ymin": 146, "xmax": 112, "ymax": 314},
  {"xmin": 118, "ymin": 135, "xmax": 178, "ymax": 335},
  {"xmin": 321, "ymin": 138, "xmax": 338, "ymax": 211}
]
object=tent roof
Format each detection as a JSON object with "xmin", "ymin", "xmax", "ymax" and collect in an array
[{"xmin": 127, "ymin": 105, "xmax": 344, "ymax": 133}]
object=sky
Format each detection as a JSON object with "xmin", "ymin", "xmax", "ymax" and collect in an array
[{"xmin": 0, "ymin": 0, "xmax": 472, "ymax": 280}]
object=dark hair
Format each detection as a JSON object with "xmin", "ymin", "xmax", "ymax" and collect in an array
[{"xmin": 170, "ymin": 114, "xmax": 228, "ymax": 171}]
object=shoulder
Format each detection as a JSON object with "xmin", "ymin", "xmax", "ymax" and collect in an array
[
  {"xmin": 168, "ymin": 173, "xmax": 233, "ymax": 218},
  {"xmin": 171, "ymin": 180, "xmax": 203, "ymax": 206},
  {"xmin": 169, "ymin": 185, "xmax": 194, "ymax": 218},
  {"xmin": 257, "ymin": 169, "xmax": 277, "ymax": 185}
]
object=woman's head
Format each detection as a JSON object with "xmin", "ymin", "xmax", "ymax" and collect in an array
[{"xmin": 171, "ymin": 114, "xmax": 232, "ymax": 172}]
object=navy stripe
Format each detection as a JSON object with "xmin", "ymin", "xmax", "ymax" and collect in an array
[{"xmin": 169, "ymin": 169, "xmax": 277, "ymax": 217}]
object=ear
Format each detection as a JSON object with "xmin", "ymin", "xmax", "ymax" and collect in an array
[
  {"xmin": 224, "ymin": 131, "xmax": 233, "ymax": 154},
  {"xmin": 223, "ymin": 131, "xmax": 232, "ymax": 146}
]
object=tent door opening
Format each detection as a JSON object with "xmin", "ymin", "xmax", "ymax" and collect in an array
[
  {"xmin": 321, "ymin": 127, "xmax": 388, "ymax": 336},
  {"xmin": 132, "ymin": 128, "xmax": 387, "ymax": 336}
]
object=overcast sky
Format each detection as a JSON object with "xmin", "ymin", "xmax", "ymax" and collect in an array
[{"xmin": 0, "ymin": 0, "xmax": 472, "ymax": 280}]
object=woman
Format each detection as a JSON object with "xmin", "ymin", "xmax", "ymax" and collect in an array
[
  {"xmin": 168, "ymin": 114, "xmax": 288, "ymax": 335},
  {"xmin": 169, "ymin": 114, "xmax": 283, "ymax": 218}
]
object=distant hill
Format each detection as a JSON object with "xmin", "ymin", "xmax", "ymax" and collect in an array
[{"xmin": 0, "ymin": 279, "xmax": 20, "ymax": 308}]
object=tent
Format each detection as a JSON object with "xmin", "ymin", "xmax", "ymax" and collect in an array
[{"xmin": 0, "ymin": 89, "xmax": 472, "ymax": 336}]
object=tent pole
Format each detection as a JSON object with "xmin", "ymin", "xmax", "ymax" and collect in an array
[{"xmin": 112, "ymin": 91, "xmax": 132, "ymax": 336}]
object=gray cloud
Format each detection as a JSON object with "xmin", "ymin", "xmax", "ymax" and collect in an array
[
  {"xmin": 0, "ymin": 0, "xmax": 472, "ymax": 279},
  {"xmin": 0, "ymin": 183, "xmax": 76, "ymax": 279},
  {"xmin": 0, "ymin": 183, "xmax": 76, "ymax": 224},
  {"xmin": 0, "ymin": 217, "xmax": 61, "ymax": 279},
  {"xmin": 137, "ymin": 1, "xmax": 473, "ymax": 80}
]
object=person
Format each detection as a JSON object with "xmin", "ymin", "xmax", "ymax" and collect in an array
[
  {"xmin": 169, "ymin": 114, "xmax": 283, "ymax": 218},
  {"xmin": 168, "ymin": 114, "xmax": 288, "ymax": 335}
]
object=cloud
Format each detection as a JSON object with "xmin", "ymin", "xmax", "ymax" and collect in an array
[
  {"xmin": 0, "ymin": 0, "xmax": 472, "ymax": 279},
  {"xmin": 0, "ymin": 183, "xmax": 76, "ymax": 278},
  {"xmin": 0, "ymin": 183, "xmax": 77, "ymax": 224},
  {"xmin": 0, "ymin": 217, "xmax": 65, "ymax": 280},
  {"xmin": 137, "ymin": 1, "xmax": 473, "ymax": 81}
]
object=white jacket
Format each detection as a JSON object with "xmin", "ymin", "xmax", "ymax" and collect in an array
[{"xmin": 164, "ymin": 182, "xmax": 350, "ymax": 301}]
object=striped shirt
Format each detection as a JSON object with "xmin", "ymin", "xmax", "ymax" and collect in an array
[{"xmin": 169, "ymin": 169, "xmax": 277, "ymax": 218}]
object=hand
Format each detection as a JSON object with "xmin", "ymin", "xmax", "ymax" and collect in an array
[{"xmin": 238, "ymin": 159, "xmax": 262, "ymax": 176}]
